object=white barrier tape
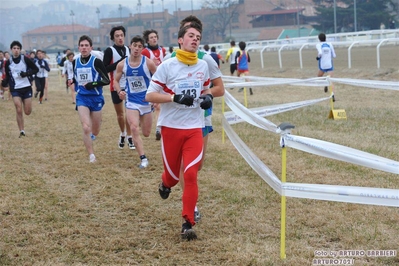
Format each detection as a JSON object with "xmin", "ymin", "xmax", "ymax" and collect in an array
[
  {"xmin": 224, "ymin": 91, "xmax": 277, "ymax": 132},
  {"xmin": 225, "ymin": 88, "xmax": 398, "ymax": 174},
  {"xmin": 225, "ymin": 97, "xmax": 330, "ymax": 125},
  {"xmin": 283, "ymin": 183, "xmax": 399, "ymax": 207},
  {"xmin": 222, "ymin": 74, "xmax": 399, "ymax": 207},
  {"xmin": 222, "ymin": 116, "xmax": 282, "ymax": 193},
  {"xmin": 223, "ymin": 75, "xmax": 329, "ymax": 88},
  {"xmin": 223, "ymin": 75, "xmax": 398, "ymax": 90},
  {"xmin": 330, "ymin": 78, "xmax": 399, "ymax": 91},
  {"xmin": 223, "ymin": 75, "xmax": 326, "ymax": 83},
  {"xmin": 283, "ymin": 134, "xmax": 399, "ymax": 174},
  {"xmin": 222, "ymin": 116, "xmax": 399, "ymax": 207}
]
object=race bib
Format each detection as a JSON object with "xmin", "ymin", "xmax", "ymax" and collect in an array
[
  {"xmin": 76, "ymin": 67, "xmax": 93, "ymax": 85},
  {"xmin": 127, "ymin": 76, "xmax": 147, "ymax": 93},
  {"xmin": 175, "ymin": 80, "xmax": 201, "ymax": 109}
]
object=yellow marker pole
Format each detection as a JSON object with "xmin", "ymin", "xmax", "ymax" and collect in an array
[
  {"xmin": 280, "ymin": 145, "xmax": 287, "ymax": 260},
  {"xmin": 222, "ymin": 96, "xmax": 225, "ymax": 143},
  {"xmin": 58, "ymin": 67, "xmax": 62, "ymax": 85},
  {"xmin": 327, "ymin": 75, "xmax": 334, "ymax": 110},
  {"xmin": 242, "ymin": 73, "xmax": 248, "ymax": 107}
]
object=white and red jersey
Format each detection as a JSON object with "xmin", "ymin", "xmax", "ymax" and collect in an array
[
  {"xmin": 141, "ymin": 47, "xmax": 166, "ymax": 66},
  {"xmin": 147, "ymin": 57, "xmax": 210, "ymax": 129}
]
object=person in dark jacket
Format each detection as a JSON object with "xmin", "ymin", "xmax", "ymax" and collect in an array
[{"xmin": 1, "ymin": 41, "xmax": 39, "ymax": 137}]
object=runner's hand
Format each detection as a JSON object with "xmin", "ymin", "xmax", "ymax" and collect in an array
[
  {"xmin": 199, "ymin": 94, "xmax": 213, "ymax": 109},
  {"xmin": 173, "ymin": 94, "xmax": 194, "ymax": 106}
]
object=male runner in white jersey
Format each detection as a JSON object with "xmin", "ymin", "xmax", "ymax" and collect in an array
[
  {"xmin": 165, "ymin": 15, "xmax": 225, "ymax": 223},
  {"xmin": 1, "ymin": 41, "xmax": 39, "ymax": 137},
  {"xmin": 316, "ymin": 33, "xmax": 336, "ymax": 100},
  {"xmin": 61, "ymin": 52, "xmax": 76, "ymax": 104},
  {"xmin": 103, "ymin": 26, "xmax": 134, "ymax": 149},
  {"xmin": 34, "ymin": 50, "xmax": 51, "ymax": 104},
  {"xmin": 114, "ymin": 35, "xmax": 157, "ymax": 169},
  {"xmin": 146, "ymin": 22, "xmax": 212, "ymax": 241},
  {"xmin": 141, "ymin": 29, "xmax": 166, "ymax": 141}
]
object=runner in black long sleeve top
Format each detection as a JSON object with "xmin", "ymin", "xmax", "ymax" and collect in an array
[
  {"xmin": 2, "ymin": 54, "xmax": 39, "ymax": 90},
  {"xmin": 1, "ymin": 41, "xmax": 39, "ymax": 137},
  {"xmin": 101, "ymin": 25, "xmax": 134, "ymax": 150},
  {"xmin": 103, "ymin": 44, "xmax": 128, "ymax": 73}
]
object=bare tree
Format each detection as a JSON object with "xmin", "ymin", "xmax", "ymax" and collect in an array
[{"xmin": 201, "ymin": 0, "xmax": 240, "ymax": 42}]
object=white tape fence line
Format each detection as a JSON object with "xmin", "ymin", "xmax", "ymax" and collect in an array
[
  {"xmin": 222, "ymin": 79, "xmax": 399, "ymax": 207},
  {"xmin": 222, "ymin": 75, "xmax": 398, "ymax": 91}
]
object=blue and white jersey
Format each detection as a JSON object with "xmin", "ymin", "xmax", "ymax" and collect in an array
[
  {"xmin": 74, "ymin": 55, "xmax": 102, "ymax": 96},
  {"xmin": 316, "ymin": 42, "xmax": 336, "ymax": 72},
  {"xmin": 124, "ymin": 56, "xmax": 152, "ymax": 106}
]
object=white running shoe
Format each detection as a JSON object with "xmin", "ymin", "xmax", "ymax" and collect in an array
[
  {"xmin": 89, "ymin": 154, "xmax": 96, "ymax": 163},
  {"xmin": 139, "ymin": 158, "xmax": 149, "ymax": 168}
]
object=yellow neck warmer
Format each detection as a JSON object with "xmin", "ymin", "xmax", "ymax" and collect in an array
[{"xmin": 176, "ymin": 49, "xmax": 198, "ymax": 65}]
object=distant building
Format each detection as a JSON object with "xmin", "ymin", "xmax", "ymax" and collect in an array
[
  {"xmin": 22, "ymin": 24, "xmax": 96, "ymax": 52},
  {"xmin": 21, "ymin": 0, "xmax": 319, "ymax": 50},
  {"xmin": 248, "ymin": 8, "xmax": 305, "ymax": 28}
]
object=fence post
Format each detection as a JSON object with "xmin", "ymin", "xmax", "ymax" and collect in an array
[{"xmin": 278, "ymin": 122, "xmax": 295, "ymax": 260}]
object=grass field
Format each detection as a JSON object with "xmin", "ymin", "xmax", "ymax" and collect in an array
[{"xmin": 0, "ymin": 45, "xmax": 398, "ymax": 265}]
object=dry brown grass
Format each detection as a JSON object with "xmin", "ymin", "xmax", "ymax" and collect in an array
[{"xmin": 0, "ymin": 46, "xmax": 398, "ymax": 265}]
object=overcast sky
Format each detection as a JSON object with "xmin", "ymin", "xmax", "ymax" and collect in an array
[{"xmin": 1, "ymin": 0, "xmax": 202, "ymax": 10}]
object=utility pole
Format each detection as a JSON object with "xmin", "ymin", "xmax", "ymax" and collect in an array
[
  {"xmin": 333, "ymin": 0, "xmax": 337, "ymax": 34},
  {"xmin": 70, "ymin": 10, "xmax": 75, "ymax": 50},
  {"xmin": 354, "ymin": 0, "xmax": 357, "ymax": 32},
  {"xmin": 296, "ymin": 0, "xmax": 300, "ymax": 37},
  {"xmin": 151, "ymin": 0, "xmax": 154, "ymax": 28},
  {"xmin": 118, "ymin": 4, "xmax": 122, "ymax": 24},
  {"xmin": 229, "ymin": 0, "xmax": 232, "ymax": 41},
  {"xmin": 96, "ymin": 8, "xmax": 100, "ymax": 46},
  {"xmin": 137, "ymin": 0, "xmax": 141, "ymax": 22},
  {"xmin": 175, "ymin": 0, "xmax": 179, "ymax": 26}
]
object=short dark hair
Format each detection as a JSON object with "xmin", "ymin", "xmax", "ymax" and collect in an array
[
  {"xmin": 230, "ymin": 40, "xmax": 236, "ymax": 46},
  {"xmin": 66, "ymin": 52, "xmax": 75, "ymax": 58},
  {"xmin": 179, "ymin": 15, "xmax": 203, "ymax": 31},
  {"xmin": 318, "ymin": 33, "xmax": 326, "ymax": 42},
  {"xmin": 130, "ymin": 35, "xmax": 145, "ymax": 46},
  {"xmin": 78, "ymin": 35, "xmax": 93, "ymax": 46},
  {"xmin": 10, "ymin": 40, "xmax": 22, "ymax": 49},
  {"xmin": 110, "ymin": 26, "xmax": 126, "ymax": 41},
  {"xmin": 178, "ymin": 23, "xmax": 202, "ymax": 39},
  {"xmin": 142, "ymin": 29, "xmax": 158, "ymax": 43},
  {"xmin": 35, "ymin": 50, "xmax": 43, "ymax": 55},
  {"xmin": 238, "ymin": 41, "xmax": 246, "ymax": 50},
  {"xmin": 203, "ymin": 44, "xmax": 209, "ymax": 51},
  {"xmin": 211, "ymin": 46, "xmax": 216, "ymax": 52}
]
